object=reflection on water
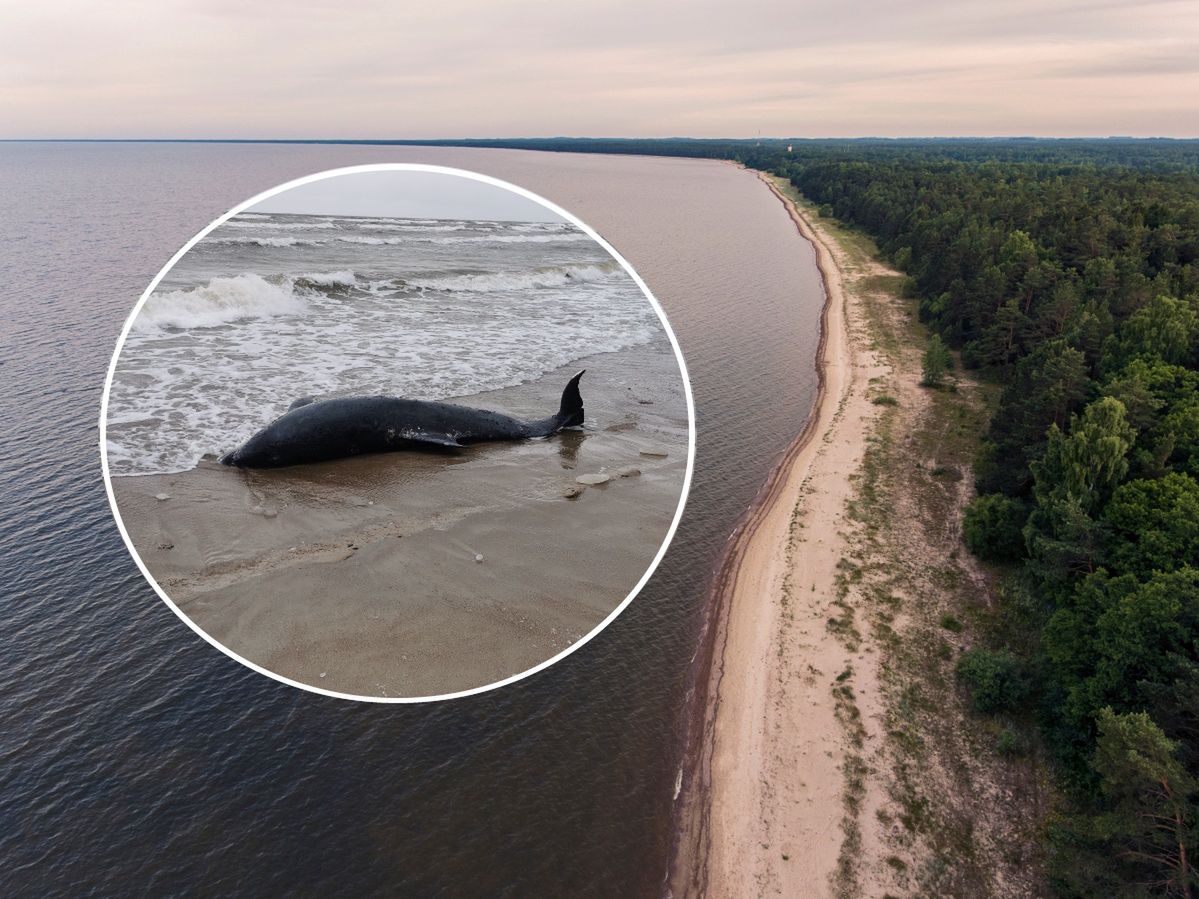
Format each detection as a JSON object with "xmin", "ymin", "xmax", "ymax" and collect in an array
[{"xmin": 0, "ymin": 143, "xmax": 822, "ymax": 896}]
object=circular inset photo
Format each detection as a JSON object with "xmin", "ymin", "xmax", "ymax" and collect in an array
[{"xmin": 101, "ymin": 164, "xmax": 693, "ymax": 702}]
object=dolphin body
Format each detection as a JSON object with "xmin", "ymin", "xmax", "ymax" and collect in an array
[{"xmin": 219, "ymin": 370, "xmax": 585, "ymax": 469}]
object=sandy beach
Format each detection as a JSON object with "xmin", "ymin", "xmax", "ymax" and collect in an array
[
  {"xmin": 682, "ymin": 172, "xmax": 888, "ymax": 897},
  {"xmin": 111, "ymin": 338, "xmax": 688, "ymax": 698},
  {"xmin": 675, "ymin": 173, "xmax": 1042, "ymax": 897}
]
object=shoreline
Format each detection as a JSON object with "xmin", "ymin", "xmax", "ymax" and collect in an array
[
  {"xmin": 671, "ymin": 169, "xmax": 887, "ymax": 897},
  {"xmin": 673, "ymin": 169, "xmax": 1041, "ymax": 897},
  {"xmin": 669, "ymin": 169, "xmax": 853, "ymax": 896}
]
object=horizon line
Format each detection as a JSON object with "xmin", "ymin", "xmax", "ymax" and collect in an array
[{"xmin": 3, "ymin": 135, "xmax": 1199, "ymax": 144}]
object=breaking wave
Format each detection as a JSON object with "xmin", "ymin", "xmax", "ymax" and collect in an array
[{"xmin": 133, "ymin": 272, "xmax": 357, "ymax": 332}]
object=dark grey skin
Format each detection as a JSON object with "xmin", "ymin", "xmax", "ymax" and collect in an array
[{"xmin": 219, "ymin": 370, "xmax": 585, "ymax": 468}]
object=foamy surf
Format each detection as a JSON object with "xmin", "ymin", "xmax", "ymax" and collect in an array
[{"xmin": 108, "ymin": 213, "xmax": 661, "ymax": 475}]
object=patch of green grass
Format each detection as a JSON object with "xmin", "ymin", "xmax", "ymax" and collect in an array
[
  {"xmin": 873, "ymin": 394, "xmax": 899, "ymax": 406},
  {"xmin": 939, "ymin": 613, "xmax": 963, "ymax": 633}
]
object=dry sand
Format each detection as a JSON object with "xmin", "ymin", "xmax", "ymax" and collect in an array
[
  {"xmin": 678, "ymin": 174, "xmax": 892, "ymax": 896},
  {"xmin": 112, "ymin": 339, "xmax": 688, "ymax": 698}
]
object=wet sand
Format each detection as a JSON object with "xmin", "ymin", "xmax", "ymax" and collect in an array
[{"xmin": 111, "ymin": 338, "xmax": 688, "ymax": 698}]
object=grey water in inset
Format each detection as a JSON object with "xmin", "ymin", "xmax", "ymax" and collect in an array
[
  {"xmin": 108, "ymin": 210, "xmax": 654, "ymax": 475},
  {"xmin": 0, "ymin": 143, "xmax": 824, "ymax": 896}
]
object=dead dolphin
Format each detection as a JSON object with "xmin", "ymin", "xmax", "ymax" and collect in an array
[{"xmin": 219, "ymin": 371, "xmax": 585, "ymax": 468}]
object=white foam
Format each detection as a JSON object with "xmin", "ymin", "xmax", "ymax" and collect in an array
[
  {"xmin": 133, "ymin": 274, "xmax": 313, "ymax": 332},
  {"xmin": 408, "ymin": 262, "xmax": 621, "ymax": 292},
  {"xmin": 208, "ymin": 236, "xmax": 325, "ymax": 248},
  {"xmin": 226, "ymin": 220, "xmax": 336, "ymax": 230},
  {"xmin": 293, "ymin": 270, "xmax": 358, "ymax": 289}
]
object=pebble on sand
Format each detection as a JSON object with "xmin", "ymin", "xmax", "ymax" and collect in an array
[
  {"xmin": 616, "ymin": 466, "xmax": 641, "ymax": 478},
  {"xmin": 562, "ymin": 485, "xmax": 585, "ymax": 499},
  {"xmin": 639, "ymin": 446, "xmax": 669, "ymax": 458},
  {"xmin": 155, "ymin": 493, "xmax": 170, "ymax": 501},
  {"xmin": 475, "ymin": 553, "xmax": 485, "ymax": 563},
  {"xmin": 576, "ymin": 472, "xmax": 610, "ymax": 486}
]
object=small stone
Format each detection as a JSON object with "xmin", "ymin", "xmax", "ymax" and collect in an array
[
  {"xmin": 157, "ymin": 542, "xmax": 174, "ymax": 551},
  {"xmin": 639, "ymin": 446, "xmax": 669, "ymax": 458},
  {"xmin": 319, "ymin": 672, "xmax": 327, "ymax": 679},
  {"xmin": 576, "ymin": 472, "xmax": 610, "ymax": 486},
  {"xmin": 562, "ymin": 485, "xmax": 584, "ymax": 499},
  {"xmin": 616, "ymin": 466, "xmax": 641, "ymax": 478},
  {"xmin": 474, "ymin": 553, "xmax": 485, "ymax": 563},
  {"xmin": 262, "ymin": 508, "xmax": 277, "ymax": 519},
  {"xmin": 155, "ymin": 493, "xmax": 170, "ymax": 501}
]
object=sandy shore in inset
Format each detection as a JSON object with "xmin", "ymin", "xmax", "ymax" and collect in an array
[
  {"xmin": 112, "ymin": 339, "xmax": 688, "ymax": 698},
  {"xmin": 675, "ymin": 173, "xmax": 891, "ymax": 896}
]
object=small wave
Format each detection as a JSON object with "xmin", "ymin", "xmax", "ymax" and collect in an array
[
  {"xmin": 225, "ymin": 220, "xmax": 337, "ymax": 231},
  {"xmin": 474, "ymin": 233, "xmax": 591, "ymax": 243},
  {"xmin": 207, "ymin": 236, "xmax": 326, "ymax": 248},
  {"xmin": 407, "ymin": 262, "xmax": 621, "ymax": 293},
  {"xmin": 292, "ymin": 270, "xmax": 358, "ymax": 289},
  {"xmin": 133, "ymin": 271, "xmax": 360, "ymax": 332},
  {"xmin": 335, "ymin": 236, "xmax": 408, "ymax": 245}
]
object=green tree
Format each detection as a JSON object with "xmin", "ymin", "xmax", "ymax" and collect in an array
[
  {"xmin": 1025, "ymin": 398, "xmax": 1136, "ymax": 583},
  {"xmin": 1034, "ymin": 397, "xmax": 1136, "ymax": 514},
  {"xmin": 1046, "ymin": 569, "xmax": 1199, "ymax": 730},
  {"xmin": 921, "ymin": 333, "xmax": 953, "ymax": 387},
  {"xmin": 975, "ymin": 339, "xmax": 1090, "ymax": 496},
  {"xmin": 963, "ymin": 493, "xmax": 1028, "ymax": 561},
  {"xmin": 1103, "ymin": 294, "xmax": 1199, "ymax": 372},
  {"xmin": 1093, "ymin": 708, "xmax": 1198, "ymax": 898},
  {"xmin": 1105, "ymin": 473, "xmax": 1199, "ymax": 575}
]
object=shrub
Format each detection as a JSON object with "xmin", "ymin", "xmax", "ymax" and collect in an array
[
  {"xmin": 956, "ymin": 649, "xmax": 1031, "ymax": 714},
  {"xmin": 963, "ymin": 493, "xmax": 1028, "ymax": 561},
  {"xmin": 996, "ymin": 727, "xmax": 1026, "ymax": 757}
]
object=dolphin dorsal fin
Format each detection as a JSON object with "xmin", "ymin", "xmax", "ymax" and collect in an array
[{"xmin": 288, "ymin": 396, "xmax": 316, "ymax": 411}]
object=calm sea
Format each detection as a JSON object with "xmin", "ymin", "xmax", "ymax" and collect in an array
[{"xmin": 0, "ymin": 143, "xmax": 823, "ymax": 896}]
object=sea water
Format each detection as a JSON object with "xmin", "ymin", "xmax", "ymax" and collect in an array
[{"xmin": 0, "ymin": 142, "xmax": 823, "ymax": 896}]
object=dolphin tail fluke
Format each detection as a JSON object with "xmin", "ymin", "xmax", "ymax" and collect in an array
[{"xmin": 556, "ymin": 370, "xmax": 585, "ymax": 429}]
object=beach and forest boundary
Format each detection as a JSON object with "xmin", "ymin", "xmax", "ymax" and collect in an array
[{"xmin": 672, "ymin": 171, "xmax": 1046, "ymax": 897}]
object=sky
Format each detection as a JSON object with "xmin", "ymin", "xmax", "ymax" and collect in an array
[
  {"xmin": 251, "ymin": 170, "xmax": 565, "ymax": 221},
  {"xmin": 1, "ymin": 0, "xmax": 1196, "ymax": 138}
]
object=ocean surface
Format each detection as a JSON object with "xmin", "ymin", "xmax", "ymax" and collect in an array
[
  {"xmin": 0, "ymin": 143, "xmax": 824, "ymax": 896},
  {"xmin": 107, "ymin": 211, "xmax": 656, "ymax": 475}
]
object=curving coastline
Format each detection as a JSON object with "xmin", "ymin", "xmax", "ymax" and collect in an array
[{"xmin": 669, "ymin": 170, "xmax": 866, "ymax": 897}]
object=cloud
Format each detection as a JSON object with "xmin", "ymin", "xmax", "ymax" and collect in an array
[{"xmin": 0, "ymin": 0, "xmax": 1195, "ymax": 137}]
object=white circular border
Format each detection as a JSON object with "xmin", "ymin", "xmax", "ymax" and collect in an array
[{"xmin": 99, "ymin": 163, "xmax": 696, "ymax": 704}]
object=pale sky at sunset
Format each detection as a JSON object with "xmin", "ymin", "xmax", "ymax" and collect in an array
[{"xmin": 1, "ymin": 0, "xmax": 1196, "ymax": 138}]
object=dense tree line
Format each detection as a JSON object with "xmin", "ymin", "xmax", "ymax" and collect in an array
[{"xmin": 782, "ymin": 150, "xmax": 1199, "ymax": 897}]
